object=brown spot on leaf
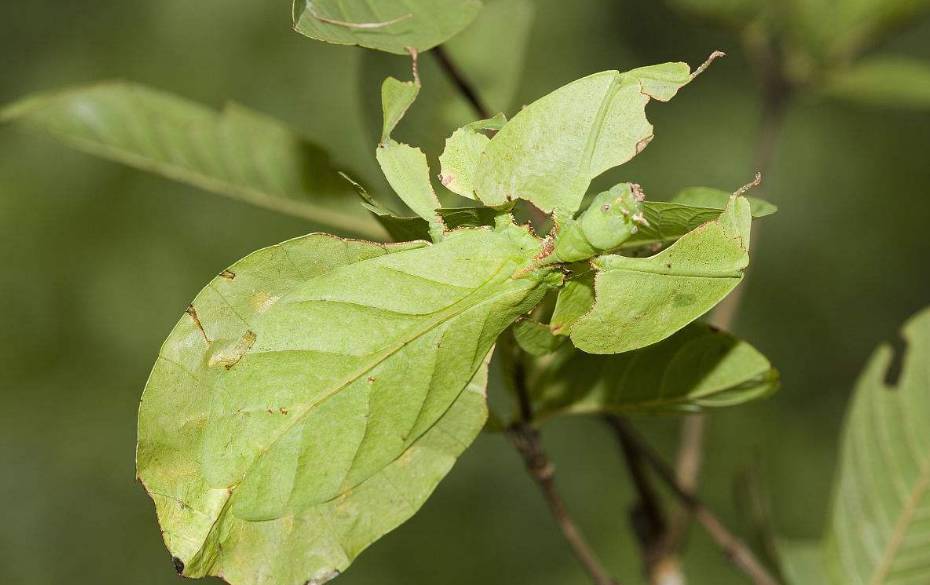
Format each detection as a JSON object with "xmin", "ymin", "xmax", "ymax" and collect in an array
[
  {"xmin": 219, "ymin": 269, "xmax": 236, "ymax": 280},
  {"xmin": 209, "ymin": 330, "xmax": 257, "ymax": 369},
  {"xmin": 635, "ymin": 135, "xmax": 653, "ymax": 154},
  {"xmin": 185, "ymin": 305, "xmax": 210, "ymax": 344},
  {"xmin": 250, "ymin": 291, "xmax": 280, "ymax": 314}
]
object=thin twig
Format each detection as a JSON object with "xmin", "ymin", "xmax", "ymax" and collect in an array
[
  {"xmin": 508, "ymin": 423, "xmax": 620, "ymax": 585},
  {"xmin": 606, "ymin": 416, "xmax": 672, "ymax": 584},
  {"xmin": 607, "ymin": 417, "xmax": 781, "ymax": 585},
  {"xmin": 505, "ymin": 339, "xmax": 620, "ymax": 585},
  {"xmin": 432, "ymin": 45, "xmax": 492, "ymax": 119}
]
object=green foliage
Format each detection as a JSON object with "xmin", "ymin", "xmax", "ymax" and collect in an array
[
  {"xmin": 529, "ymin": 324, "xmax": 778, "ymax": 419},
  {"xmin": 780, "ymin": 307, "xmax": 930, "ymax": 585},
  {"xmin": 823, "ymin": 56, "xmax": 930, "ymax": 110},
  {"xmin": 0, "ymin": 82, "xmax": 381, "ymax": 238},
  {"xmin": 292, "ymin": 0, "xmax": 482, "ymax": 54},
  {"xmin": 569, "ymin": 195, "xmax": 752, "ymax": 354},
  {"xmin": 471, "ymin": 61, "xmax": 698, "ymax": 215},
  {"xmin": 138, "ymin": 227, "xmax": 559, "ymax": 584},
  {"xmin": 126, "ymin": 50, "xmax": 777, "ymax": 581},
  {"xmin": 438, "ymin": 114, "xmax": 506, "ymax": 199},
  {"xmin": 669, "ymin": 0, "xmax": 930, "ymax": 112}
]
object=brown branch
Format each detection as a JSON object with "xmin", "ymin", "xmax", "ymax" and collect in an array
[
  {"xmin": 606, "ymin": 416, "xmax": 781, "ymax": 585},
  {"xmin": 432, "ymin": 45, "xmax": 492, "ymax": 119},
  {"xmin": 605, "ymin": 416, "xmax": 672, "ymax": 584},
  {"xmin": 505, "ymin": 339, "xmax": 619, "ymax": 585},
  {"xmin": 508, "ymin": 422, "xmax": 620, "ymax": 585}
]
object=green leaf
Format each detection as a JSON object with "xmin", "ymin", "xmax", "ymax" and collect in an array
[
  {"xmin": 438, "ymin": 114, "xmax": 506, "ymax": 199},
  {"xmin": 817, "ymin": 307, "xmax": 930, "ymax": 585},
  {"xmin": 137, "ymin": 227, "xmax": 558, "ymax": 585},
  {"xmin": 779, "ymin": 540, "xmax": 829, "ymax": 585},
  {"xmin": 0, "ymin": 82, "xmax": 382, "ymax": 238},
  {"xmin": 473, "ymin": 59, "xmax": 707, "ymax": 214},
  {"xmin": 293, "ymin": 0, "xmax": 482, "ymax": 54},
  {"xmin": 570, "ymin": 195, "xmax": 751, "ymax": 354},
  {"xmin": 620, "ymin": 187, "xmax": 775, "ymax": 251},
  {"xmin": 380, "ymin": 74, "xmax": 420, "ymax": 141},
  {"xmin": 823, "ymin": 56, "xmax": 930, "ymax": 110},
  {"xmin": 376, "ymin": 64, "xmax": 445, "ymax": 238},
  {"xmin": 550, "ymin": 269, "xmax": 595, "ymax": 336},
  {"xmin": 513, "ymin": 318, "xmax": 564, "ymax": 356},
  {"xmin": 530, "ymin": 324, "xmax": 777, "ymax": 420},
  {"xmin": 376, "ymin": 140, "xmax": 444, "ymax": 236}
]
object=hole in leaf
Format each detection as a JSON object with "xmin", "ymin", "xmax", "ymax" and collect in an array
[{"xmin": 884, "ymin": 334, "xmax": 908, "ymax": 389}]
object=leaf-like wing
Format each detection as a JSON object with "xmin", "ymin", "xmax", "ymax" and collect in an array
[
  {"xmin": 530, "ymin": 324, "xmax": 777, "ymax": 419},
  {"xmin": 621, "ymin": 187, "xmax": 775, "ymax": 251},
  {"xmin": 137, "ymin": 227, "xmax": 556, "ymax": 585},
  {"xmin": 672, "ymin": 186, "xmax": 777, "ymax": 217},
  {"xmin": 1, "ymin": 82, "xmax": 381, "ymax": 238},
  {"xmin": 293, "ymin": 0, "xmax": 482, "ymax": 54},
  {"xmin": 570, "ymin": 195, "xmax": 751, "ymax": 354},
  {"xmin": 472, "ymin": 61, "xmax": 697, "ymax": 214},
  {"xmin": 818, "ymin": 307, "xmax": 930, "ymax": 585},
  {"xmin": 823, "ymin": 56, "xmax": 930, "ymax": 110}
]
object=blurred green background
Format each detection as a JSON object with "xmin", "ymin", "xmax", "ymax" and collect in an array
[{"xmin": 2, "ymin": 1, "xmax": 930, "ymax": 583}]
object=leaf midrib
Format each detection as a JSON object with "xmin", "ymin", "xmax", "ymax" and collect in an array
[
  {"xmin": 191, "ymin": 261, "xmax": 545, "ymax": 564},
  {"xmin": 868, "ymin": 460, "xmax": 930, "ymax": 585}
]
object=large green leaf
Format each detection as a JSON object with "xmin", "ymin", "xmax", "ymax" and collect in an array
[
  {"xmin": 293, "ymin": 0, "xmax": 482, "ymax": 54},
  {"xmin": 824, "ymin": 307, "xmax": 930, "ymax": 584},
  {"xmin": 570, "ymin": 195, "xmax": 751, "ymax": 354},
  {"xmin": 529, "ymin": 324, "xmax": 778, "ymax": 420},
  {"xmin": 137, "ymin": 226, "xmax": 559, "ymax": 585},
  {"xmin": 780, "ymin": 307, "xmax": 930, "ymax": 585},
  {"xmin": 0, "ymin": 82, "xmax": 381, "ymax": 238},
  {"xmin": 823, "ymin": 56, "xmax": 930, "ymax": 110},
  {"xmin": 472, "ymin": 60, "xmax": 709, "ymax": 215}
]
